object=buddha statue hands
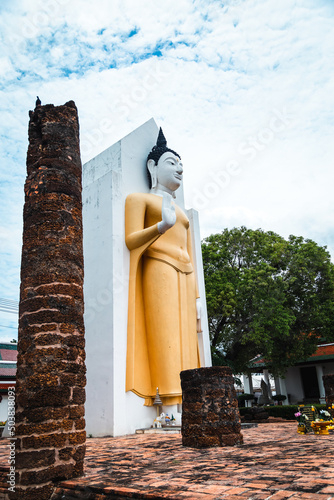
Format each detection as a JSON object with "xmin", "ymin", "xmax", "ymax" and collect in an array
[{"xmin": 158, "ymin": 192, "xmax": 176, "ymax": 234}]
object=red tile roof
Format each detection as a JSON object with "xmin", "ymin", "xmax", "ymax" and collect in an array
[
  {"xmin": 0, "ymin": 368, "xmax": 16, "ymax": 377},
  {"xmin": 250, "ymin": 343, "xmax": 334, "ymax": 369},
  {"xmin": 311, "ymin": 344, "xmax": 334, "ymax": 357},
  {"xmin": 0, "ymin": 349, "xmax": 17, "ymax": 362}
]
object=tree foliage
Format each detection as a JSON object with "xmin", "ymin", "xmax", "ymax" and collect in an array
[{"xmin": 202, "ymin": 227, "xmax": 334, "ymax": 375}]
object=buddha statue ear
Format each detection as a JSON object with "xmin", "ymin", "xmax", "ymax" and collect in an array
[{"xmin": 147, "ymin": 159, "xmax": 157, "ymax": 189}]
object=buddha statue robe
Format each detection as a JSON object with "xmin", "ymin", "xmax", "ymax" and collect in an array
[{"xmin": 125, "ymin": 192, "xmax": 200, "ymax": 405}]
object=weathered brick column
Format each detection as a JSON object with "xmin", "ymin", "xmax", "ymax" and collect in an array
[
  {"xmin": 323, "ymin": 373, "xmax": 334, "ymax": 418},
  {"xmin": 13, "ymin": 101, "xmax": 86, "ymax": 499},
  {"xmin": 181, "ymin": 367, "xmax": 243, "ymax": 448}
]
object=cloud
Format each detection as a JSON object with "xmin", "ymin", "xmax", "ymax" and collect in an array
[{"xmin": 1, "ymin": 0, "xmax": 334, "ymax": 339}]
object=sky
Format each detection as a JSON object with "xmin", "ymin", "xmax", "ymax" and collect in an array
[{"xmin": 0, "ymin": 0, "xmax": 334, "ymax": 341}]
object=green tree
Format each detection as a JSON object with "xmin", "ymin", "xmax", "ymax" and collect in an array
[{"xmin": 202, "ymin": 227, "xmax": 334, "ymax": 375}]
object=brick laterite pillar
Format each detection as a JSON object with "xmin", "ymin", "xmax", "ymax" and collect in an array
[
  {"xmin": 181, "ymin": 367, "xmax": 243, "ymax": 448},
  {"xmin": 13, "ymin": 101, "xmax": 86, "ymax": 500},
  {"xmin": 323, "ymin": 373, "xmax": 334, "ymax": 418}
]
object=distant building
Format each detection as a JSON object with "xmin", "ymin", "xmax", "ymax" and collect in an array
[
  {"xmin": 0, "ymin": 342, "xmax": 17, "ymax": 424},
  {"xmin": 243, "ymin": 341, "xmax": 334, "ymax": 405}
]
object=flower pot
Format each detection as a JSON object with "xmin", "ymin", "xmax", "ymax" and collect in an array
[{"xmin": 297, "ymin": 424, "xmax": 306, "ymax": 434}]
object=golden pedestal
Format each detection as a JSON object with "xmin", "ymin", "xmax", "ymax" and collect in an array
[{"xmin": 311, "ymin": 421, "xmax": 332, "ymax": 435}]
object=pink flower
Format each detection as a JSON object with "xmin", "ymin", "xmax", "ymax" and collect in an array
[{"xmin": 294, "ymin": 412, "xmax": 301, "ymax": 417}]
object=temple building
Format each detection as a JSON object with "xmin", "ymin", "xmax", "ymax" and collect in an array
[
  {"xmin": 242, "ymin": 340, "xmax": 334, "ymax": 405},
  {"xmin": 0, "ymin": 342, "xmax": 17, "ymax": 430}
]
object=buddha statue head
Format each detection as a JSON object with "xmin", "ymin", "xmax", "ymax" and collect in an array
[{"xmin": 147, "ymin": 128, "xmax": 183, "ymax": 195}]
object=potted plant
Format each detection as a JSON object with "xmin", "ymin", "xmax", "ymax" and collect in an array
[
  {"xmin": 318, "ymin": 409, "xmax": 332, "ymax": 421},
  {"xmin": 294, "ymin": 411, "xmax": 309, "ymax": 434},
  {"xmin": 311, "ymin": 409, "xmax": 334, "ymax": 434}
]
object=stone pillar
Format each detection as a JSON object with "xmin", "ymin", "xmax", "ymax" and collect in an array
[
  {"xmin": 274, "ymin": 376, "xmax": 280, "ymax": 396},
  {"xmin": 242, "ymin": 373, "xmax": 253, "ymax": 407},
  {"xmin": 263, "ymin": 369, "xmax": 272, "ymax": 399},
  {"xmin": 316, "ymin": 365, "xmax": 326, "ymax": 404},
  {"xmin": 323, "ymin": 373, "xmax": 334, "ymax": 417},
  {"xmin": 181, "ymin": 367, "xmax": 243, "ymax": 448},
  {"xmin": 13, "ymin": 101, "xmax": 86, "ymax": 500},
  {"xmin": 242, "ymin": 373, "xmax": 253, "ymax": 395},
  {"xmin": 277, "ymin": 377, "xmax": 289, "ymax": 405}
]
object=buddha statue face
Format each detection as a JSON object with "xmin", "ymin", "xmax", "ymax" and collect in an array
[
  {"xmin": 147, "ymin": 152, "xmax": 183, "ymax": 194},
  {"xmin": 146, "ymin": 128, "xmax": 183, "ymax": 195}
]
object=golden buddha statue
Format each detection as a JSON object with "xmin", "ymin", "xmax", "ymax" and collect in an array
[{"xmin": 125, "ymin": 129, "xmax": 201, "ymax": 406}]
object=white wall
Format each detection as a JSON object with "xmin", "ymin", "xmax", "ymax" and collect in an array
[{"xmin": 187, "ymin": 209, "xmax": 212, "ymax": 366}]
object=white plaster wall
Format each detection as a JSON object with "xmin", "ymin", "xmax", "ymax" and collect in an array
[
  {"xmin": 83, "ymin": 170, "xmax": 115, "ymax": 436},
  {"xmin": 187, "ymin": 209, "xmax": 212, "ymax": 368},
  {"xmin": 83, "ymin": 118, "xmax": 211, "ymax": 436}
]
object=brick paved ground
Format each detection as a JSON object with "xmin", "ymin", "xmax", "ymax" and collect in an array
[{"xmin": 0, "ymin": 421, "xmax": 333, "ymax": 499}]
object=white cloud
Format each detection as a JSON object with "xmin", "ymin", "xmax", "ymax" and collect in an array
[{"xmin": 1, "ymin": 0, "xmax": 334, "ymax": 339}]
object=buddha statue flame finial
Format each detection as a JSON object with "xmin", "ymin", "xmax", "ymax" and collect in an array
[
  {"xmin": 156, "ymin": 127, "xmax": 167, "ymax": 148},
  {"xmin": 147, "ymin": 127, "xmax": 181, "ymax": 165}
]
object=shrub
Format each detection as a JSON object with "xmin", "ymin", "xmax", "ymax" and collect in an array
[
  {"xmin": 238, "ymin": 393, "xmax": 255, "ymax": 403},
  {"xmin": 272, "ymin": 394, "xmax": 287, "ymax": 402},
  {"xmin": 239, "ymin": 404, "xmax": 327, "ymax": 420}
]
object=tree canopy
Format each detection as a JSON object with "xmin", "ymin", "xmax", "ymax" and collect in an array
[{"xmin": 202, "ymin": 227, "xmax": 334, "ymax": 376}]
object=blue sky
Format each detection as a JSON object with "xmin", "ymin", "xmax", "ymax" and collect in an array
[{"xmin": 1, "ymin": 0, "xmax": 334, "ymax": 340}]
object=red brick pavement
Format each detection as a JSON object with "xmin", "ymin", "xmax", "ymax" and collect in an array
[{"xmin": 0, "ymin": 422, "xmax": 333, "ymax": 499}]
